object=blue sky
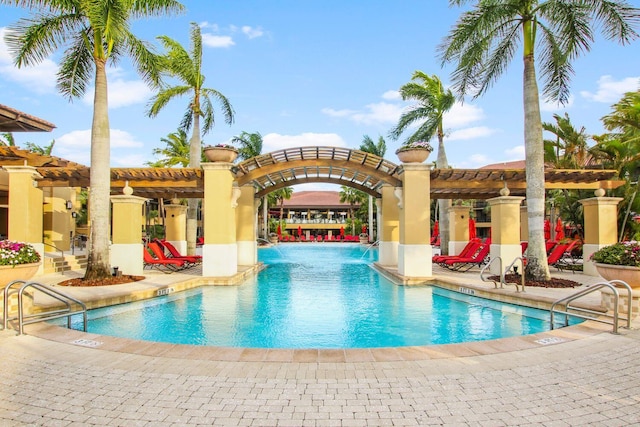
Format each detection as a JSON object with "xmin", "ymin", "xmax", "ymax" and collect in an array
[{"xmin": 1, "ymin": 1, "xmax": 639, "ymax": 187}]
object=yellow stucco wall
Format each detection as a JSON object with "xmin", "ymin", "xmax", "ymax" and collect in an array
[
  {"xmin": 6, "ymin": 166, "xmax": 43, "ymax": 243},
  {"xmin": 236, "ymin": 186, "xmax": 256, "ymax": 241},
  {"xmin": 399, "ymin": 164, "xmax": 430, "ymax": 245},
  {"xmin": 381, "ymin": 186, "xmax": 399, "ymax": 242},
  {"xmin": 449, "ymin": 205, "xmax": 470, "ymax": 242},
  {"xmin": 581, "ymin": 197, "xmax": 623, "ymax": 245},
  {"xmin": 111, "ymin": 196, "xmax": 146, "ymax": 244},
  {"xmin": 488, "ymin": 196, "xmax": 524, "ymax": 245},
  {"xmin": 165, "ymin": 204, "xmax": 187, "ymax": 241},
  {"xmin": 203, "ymin": 163, "xmax": 236, "ymax": 244}
]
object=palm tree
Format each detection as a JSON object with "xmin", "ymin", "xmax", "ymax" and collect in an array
[
  {"xmin": 543, "ymin": 113, "xmax": 590, "ymax": 169},
  {"xmin": 147, "ymin": 21, "xmax": 234, "ymax": 255},
  {"xmin": 0, "ymin": 132, "xmax": 16, "ymax": 146},
  {"xmin": 146, "ymin": 129, "xmax": 191, "ymax": 167},
  {"xmin": 359, "ymin": 135, "xmax": 387, "ymax": 157},
  {"xmin": 3, "ymin": 0, "xmax": 184, "ymax": 280},
  {"xmin": 389, "ymin": 71, "xmax": 456, "ymax": 253},
  {"xmin": 267, "ymin": 187, "xmax": 293, "ymax": 221},
  {"xmin": 25, "ymin": 139, "xmax": 55, "ymax": 155},
  {"xmin": 602, "ymin": 90, "xmax": 640, "ymax": 147},
  {"xmin": 440, "ymin": 0, "xmax": 639, "ymax": 281},
  {"xmin": 232, "ymin": 131, "xmax": 263, "ymax": 161}
]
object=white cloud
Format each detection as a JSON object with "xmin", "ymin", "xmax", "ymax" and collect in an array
[
  {"xmin": 447, "ymin": 126, "xmax": 496, "ymax": 141},
  {"xmin": 382, "ymin": 90, "xmax": 400, "ymax": 100},
  {"xmin": 453, "ymin": 154, "xmax": 491, "ymax": 169},
  {"xmin": 580, "ymin": 75, "xmax": 640, "ymax": 103},
  {"xmin": 540, "ymin": 95, "xmax": 574, "ymax": 112},
  {"xmin": 0, "ymin": 27, "xmax": 58, "ymax": 94},
  {"xmin": 54, "ymin": 128, "xmax": 145, "ymax": 166},
  {"xmin": 242, "ymin": 26, "xmax": 264, "ymax": 39},
  {"xmin": 443, "ymin": 102, "xmax": 485, "ymax": 128},
  {"xmin": 202, "ymin": 33, "xmax": 235, "ymax": 48},
  {"xmin": 199, "ymin": 22, "xmax": 219, "ymax": 31},
  {"xmin": 82, "ymin": 77, "xmax": 152, "ymax": 108},
  {"xmin": 262, "ymin": 132, "xmax": 347, "ymax": 152},
  {"xmin": 322, "ymin": 102, "xmax": 402, "ymax": 125}
]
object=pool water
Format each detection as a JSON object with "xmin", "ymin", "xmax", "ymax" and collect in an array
[{"xmin": 70, "ymin": 244, "xmax": 579, "ymax": 348}]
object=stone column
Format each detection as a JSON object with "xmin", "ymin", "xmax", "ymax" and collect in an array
[
  {"xmin": 580, "ymin": 192, "xmax": 623, "ymax": 277},
  {"xmin": 202, "ymin": 163, "xmax": 237, "ymax": 277},
  {"xmin": 520, "ymin": 206, "xmax": 529, "ymax": 242},
  {"xmin": 448, "ymin": 204, "xmax": 470, "ymax": 256},
  {"xmin": 111, "ymin": 189, "xmax": 147, "ymax": 276},
  {"xmin": 378, "ymin": 186, "xmax": 399, "ymax": 266},
  {"xmin": 5, "ymin": 166, "xmax": 44, "ymax": 275},
  {"xmin": 398, "ymin": 163, "xmax": 431, "ymax": 278},
  {"xmin": 487, "ymin": 195, "xmax": 525, "ymax": 275},
  {"xmin": 236, "ymin": 185, "xmax": 257, "ymax": 266},
  {"xmin": 165, "ymin": 202, "xmax": 187, "ymax": 255}
]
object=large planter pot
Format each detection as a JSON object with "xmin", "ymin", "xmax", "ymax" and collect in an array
[
  {"xmin": 204, "ymin": 147, "xmax": 238, "ymax": 163},
  {"xmin": 0, "ymin": 262, "xmax": 40, "ymax": 288},
  {"xmin": 396, "ymin": 149, "xmax": 431, "ymax": 163},
  {"xmin": 595, "ymin": 263, "xmax": 640, "ymax": 288}
]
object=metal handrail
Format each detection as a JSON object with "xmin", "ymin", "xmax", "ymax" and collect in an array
[
  {"xmin": 504, "ymin": 256, "xmax": 526, "ymax": 292},
  {"xmin": 550, "ymin": 280, "xmax": 632, "ymax": 334},
  {"xmin": 3, "ymin": 280, "xmax": 87, "ymax": 335},
  {"xmin": 480, "ymin": 256, "xmax": 503, "ymax": 288},
  {"xmin": 42, "ymin": 241, "xmax": 64, "ymax": 259}
]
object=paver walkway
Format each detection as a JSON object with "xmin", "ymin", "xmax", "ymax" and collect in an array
[{"xmin": 1, "ymin": 264, "xmax": 639, "ymax": 426}]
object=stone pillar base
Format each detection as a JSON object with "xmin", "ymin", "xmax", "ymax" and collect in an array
[
  {"xmin": 490, "ymin": 244, "xmax": 523, "ymax": 275},
  {"xmin": 378, "ymin": 240, "xmax": 398, "ymax": 266},
  {"xmin": 398, "ymin": 244, "xmax": 432, "ymax": 278},
  {"xmin": 449, "ymin": 240, "xmax": 468, "ymax": 258},
  {"xmin": 203, "ymin": 243, "xmax": 238, "ymax": 277},
  {"xmin": 111, "ymin": 243, "xmax": 143, "ymax": 276},
  {"xmin": 237, "ymin": 240, "xmax": 257, "ymax": 266},
  {"xmin": 601, "ymin": 287, "xmax": 640, "ymax": 319},
  {"xmin": 167, "ymin": 240, "xmax": 187, "ymax": 256},
  {"xmin": 582, "ymin": 244, "xmax": 603, "ymax": 277}
]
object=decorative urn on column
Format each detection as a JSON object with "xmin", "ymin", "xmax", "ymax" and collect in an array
[
  {"xmin": 395, "ymin": 141, "xmax": 433, "ymax": 163},
  {"xmin": 203, "ymin": 144, "xmax": 239, "ymax": 163}
]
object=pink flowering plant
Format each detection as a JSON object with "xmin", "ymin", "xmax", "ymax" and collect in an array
[
  {"xmin": 395, "ymin": 140, "xmax": 434, "ymax": 154},
  {"xmin": 205, "ymin": 143, "xmax": 237, "ymax": 150},
  {"xmin": 0, "ymin": 240, "xmax": 41, "ymax": 267},
  {"xmin": 590, "ymin": 242, "xmax": 640, "ymax": 267}
]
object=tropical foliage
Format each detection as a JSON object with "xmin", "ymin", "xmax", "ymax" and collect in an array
[
  {"xmin": 0, "ymin": 132, "xmax": 15, "ymax": 146},
  {"xmin": 359, "ymin": 135, "xmax": 387, "ymax": 158},
  {"xmin": 231, "ymin": 131, "xmax": 263, "ymax": 161},
  {"xmin": 3, "ymin": 0, "xmax": 185, "ymax": 280},
  {"xmin": 440, "ymin": 0, "xmax": 640, "ymax": 280},
  {"xmin": 147, "ymin": 129, "xmax": 192, "ymax": 167}
]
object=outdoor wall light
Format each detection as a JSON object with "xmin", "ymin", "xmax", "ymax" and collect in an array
[
  {"xmin": 71, "ymin": 212, "xmax": 77, "ymax": 218},
  {"xmin": 66, "ymin": 200, "xmax": 73, "ymax": 210}
]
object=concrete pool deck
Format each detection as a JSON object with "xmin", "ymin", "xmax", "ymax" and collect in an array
[{"xmin": 2, "ymin": 264, "xmax": 640, "ymax": 425}]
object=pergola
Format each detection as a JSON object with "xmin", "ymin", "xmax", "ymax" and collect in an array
[
  {"xmin": 0, "ymin": 104, "xmax": 56, "ymax": 133},
  {"xmin": 10, "ymin": 146, "xmax": 622, "ymax": 199}
]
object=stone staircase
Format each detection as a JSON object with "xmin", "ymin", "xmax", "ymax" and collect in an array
[{"xmin": 43, "ymin": 253, "xmax": 88, "ymax": 274}]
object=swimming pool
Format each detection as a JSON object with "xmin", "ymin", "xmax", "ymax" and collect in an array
[{"xmin": 69, "ymin": 243, "xmax": 580, "ymax": 348}]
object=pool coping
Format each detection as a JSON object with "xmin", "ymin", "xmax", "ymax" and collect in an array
[{"xmin": 20, "ymin": 261, "xmax": 624, "ymax": 363}]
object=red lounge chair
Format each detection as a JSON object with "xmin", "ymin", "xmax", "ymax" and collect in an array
[
  {"xmin": 155, "ymin": 239, "xmax": 201, "ymax": 265},
  {"xmin": 547, "ymin": 243, "xmax": 570, "ymax": 269},
  {"xmin": 442, "ymin": 241, "xmax": 491, "ymax": 271},
  {"xmin": 196, "ymin": 236, "xmax": 204, "ymax": 247},
  {"xmin": 143, "ymin": 247, "xmax": 185, "ymax": 273},
  {"xmin": 148, "ymin": 242, "xmax": 190, "ymax": 270},
  {"xmin": 433, "ymin": 238, "xmax": 480, "ymax": 263},
  {"xmin": 545, "ymin": 240, "xmax": 557, "ymax": 254},
  {"xmin": 300, "ymin": 235, "xmax": 307, "ymax": 242}
]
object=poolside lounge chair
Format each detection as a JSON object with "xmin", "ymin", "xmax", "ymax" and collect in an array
[
  {"xmin": 548, "ymin": 242, "xmax": 580, "ymax": 271},
  {"xmin": 148, "ymin": 242, "xmax": 190, "ymax": 271},
  {"xmin": 433, "ymin": 238, "xmax": 481, "ymax": 264},
  {"xmin": 143, "ymin": 247, "xmax": 185, "ymax": 273},
  {"xmin": 154, "ymin": 239, "xmax": 201, "ymax": 266},
  {"xmin": 441, "ymin": 241, "xmax": 491, "ymax": 271}
]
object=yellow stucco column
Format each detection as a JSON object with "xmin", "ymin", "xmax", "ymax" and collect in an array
[
  {"xmin": 202, "ymin": 163, "xmax": 237, "ymax": 277},
  {"xmin": 111, "ymin": 193, "xmax": 147, "ymax": 275},
  {"xmin": 5, "ymin": 166, "xmax": 44, "ymax": 275},
  {"xmin": 236, "ymin": 185, "xmax": 258, "ymax": 266},
  {"xmin": 379, "ymin": 186, "xmax": 399, "ymax": 266},
  {"xmin": 580, "ymin": 193, "xmax": 623, "ymax": 276},
  {"xmin": 448, "ymin": 204, "xmax": 470, "ymax": 256},
  {"xmin": 520, "ymin": 206, "xmax": 529, "ymax": 242},
  {"xmin": 487, "ymin": 195, "xmax": 525, "ymax": 275},
  {"xmin": 375, "ymin": 197, "xmax": 382, "ymax": 246},
  {"xmin": 398, "ymin": 163, "xmax": 432, "ymax": 278},
  {"xmin": 43, "ymin": 187, "xmax": 76, "ymax": 251},
  {"xmin": 165, "ymin": 202, "xmax": 187, "ymax": 255}
]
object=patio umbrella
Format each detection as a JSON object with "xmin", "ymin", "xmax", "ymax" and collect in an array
[
  {"xmin": 276, "ymin": 224, "xmax": 281, "ymax": 237},
  {"xmin": 362, "ymin": 225, "xmax": 367, "ymax": 234},
  {"xmin": 555, "ymin": 218, "xmax": 565, "ymax": 240},
  {"xmin": 544, "ymin": 219, "xmax": 551, "ymax": 240},
  {"xmin": 433, "ymin": 220, "xmax": 439, "ymax": 237},
  {"xmin": 340, "ymin": 226, "xmax": 345, "ymax": 237},
  {"xmin": 469, "ymin": 217, "xmax": 476, "ymax": 239},
  {"xmin": 298, "ymin": 225, "xmax": 302, "ymax": 237}
]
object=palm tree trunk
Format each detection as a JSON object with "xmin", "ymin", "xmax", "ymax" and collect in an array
[
  {"xmin": 436, "ymin": 130, "xmax": 452, "ymax": 254},
  {"xmin": 186, "ymin": 113, "xmax": 201, "ymax": 255},
  {"xmin": 523, "ymin": 52, "xmax": 551, "ymax": 281},
  {"xmin": 84, "ymin": 59, "xmax": 112, "ymax": 280}
]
